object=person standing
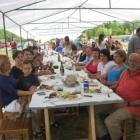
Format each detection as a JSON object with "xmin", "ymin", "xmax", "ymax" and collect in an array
[
  {"xmin": 97, "ymin": 34, "xmax": 106, "ymax": 50},
  {"xmin": 62, "ymin": 36, "xmax": 72, "ymax": 56},
  {"xmin": 127, "ymin": 28, "xmax": 140, "ymax": 58},
  {"xmin": 10, "ymin": 38, "xmax": 17, "ymax": 55},
  {"xmin": 56, "ymin": 38, "xmax": 60, "ymax": 48}
]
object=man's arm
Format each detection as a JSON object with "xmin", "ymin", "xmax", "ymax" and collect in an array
[
  {"xmin": 134, "ymin": 38, "xmax": 140, "ymax": 54},
  {"xmin": 114, "ymin": 98, "xmax": 140, "ymax": 109}
]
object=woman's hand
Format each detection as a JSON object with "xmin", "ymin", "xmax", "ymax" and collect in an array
[
  {"xmin": 101, "ymin": 79, "xmax": 108, "ymax": 85},
  {"xmin": 88, "ymin": 73, "xmax": 95, "ymax": 79},
  {"xmin": 43, "ymin": 70, "xmax": 52, "ymax": 75}
]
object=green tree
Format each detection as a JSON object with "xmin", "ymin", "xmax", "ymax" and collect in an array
[{"xmin": 125, "ymin": 28, "xmax": 130, "ymax": 35}]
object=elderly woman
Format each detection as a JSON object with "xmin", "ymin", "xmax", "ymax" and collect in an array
[
  {"xmin": 84, "ymin": 48, "xmax": 100, "ymax": 74},
  {"xmin": 100, "ymin": 50, "xmax": 128, "ymax": 88},
  {"xmin": 0, "ymin": 55, "xmax": 46, "ymax": 139}
]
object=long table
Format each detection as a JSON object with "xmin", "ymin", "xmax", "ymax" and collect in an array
[{"xmin": 30, "ymin": 54, "xmax": 124, "ymax": 140}]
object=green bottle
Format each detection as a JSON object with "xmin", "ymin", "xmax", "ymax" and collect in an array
[
  {"xmin": 60, "ymin": 61, "xmax": 64, "ymax": 75},
  {"xmin": 58, "ymin": 53, "xmax": 61, "ymax": 62}
]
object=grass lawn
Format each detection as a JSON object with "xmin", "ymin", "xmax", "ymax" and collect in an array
[
  {"xmin": 5, "ymin": 107, "xmax": 140, "ymax": 140},
  {"xmin": 0, "ymin": 48, "xmax": 22, "ymax": 65}
]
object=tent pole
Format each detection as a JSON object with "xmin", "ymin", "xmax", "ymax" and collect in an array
[
  {"xmin": 5, "ymin": 0, "xmax": 46, "ymax": 13},
  {"xmin": 79, "ymin": 7, "xmax": 81, "ymax": 22},
  {"xmin": 68, "ymin": 17, "xmax": 69, "ymax": 28},
  {"xmin": 2, "ymin": 13, "xmax": 8, "ymax": 56},
  {"xmin": 20, "ymin": 26, "xmax": 23, "ymax": 50},
  {"xmin": 27, "ymin": 32, "xmax": 28, "ymax": 40},
  {"xmin": 109, "ymin": 0, "xmax": 111, "ymax": 8},
  {"xmin": 132, "ymin": 23, "xmax": 134, "ymax": 35}
]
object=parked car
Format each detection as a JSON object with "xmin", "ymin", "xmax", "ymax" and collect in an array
[
  {"xmin": 0, "ymin": 44, "xmax": 10, "ymax": 48},
  {"xmin": 121, "ymin": 36, "xmax": 130, "ymax": 41},
  {"xmin": 17, "ymin": 42, "xmax": 26, "ymax": 47}
]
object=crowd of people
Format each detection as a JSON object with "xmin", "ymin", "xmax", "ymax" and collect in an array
[{"xmin": 0, "ymin": 28, "xmax": 140, "ymax": 140}]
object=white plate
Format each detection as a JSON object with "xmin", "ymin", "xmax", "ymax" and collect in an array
[
  {"xmin": 92, "ymin": 79, "xmax": 98, "ymax": 83},
  {"xmin": 43, "ymin": 98, "xmax": 50, "ymax": 103},
  {"xmin": 59, "ymin": 94, "xmax": 82, "ymax": 101}
]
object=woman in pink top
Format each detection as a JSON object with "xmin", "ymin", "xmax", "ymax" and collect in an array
[{"xmin": 84, "ymin": 48, "xmax": 100, "ymax": 74}]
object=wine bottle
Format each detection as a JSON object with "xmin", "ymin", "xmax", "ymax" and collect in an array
[
  {"xmin": 60, "ymin": 61, "xmax": 64, "ymax": 75},
  {"xmin": 58, "ymin": 53, "xmax": 61, "ymax": 62}
]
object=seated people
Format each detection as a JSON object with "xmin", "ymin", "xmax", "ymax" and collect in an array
[
  {"xmin": 100, "ymin": 50, "xmax": 128, "ymax": 88},
  {"xmin": 10, "ymin": 51, "xmax": 23, "ymax": 79},
  {"xmin": 32, "ymin": 53, "xmax": 44, "ymax": 72},
  {"xmin": 88, "ymin": 49, "xmax": 115, "ymax": 80},
  {"xmin": 22, "ymin": 49, "xmax": 52, "ymax": 76},
  {"xmin": 95, "ymin": 53, "xmax": 140, "ymax": 140},
  {"xmin": 73, "ymin": 44, "xmax": 83, "ymax": 62},
  {"xmin": 17, "ymin": 61, "xmax": 40, "ymax": 119},
  {"xmin": 52, "ymin": 42, "xmax": 56, "ymax": 50},
  {"xmin": 77, "ymin": 44, "xmax": 87, "ymax": 62},
  {"xmin": 71, "ymin": 42, "xmax": 77, "ymax": 53},
  {"xmin": 84, "ymin": 48, "xmax": 100, "ymax": 74},
  {"xmin": 0, "ymin": 55, "xmax": 46, "ymax": 139},
  {"xmin": 32, "ymin": 46, "xmax": 38, "ymax": 56},
  {"xmin": 75, "ymin": 47, "xmax": 93, "ymax": 67}
]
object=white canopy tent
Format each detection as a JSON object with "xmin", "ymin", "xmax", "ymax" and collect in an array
[{"xmin": 0, "ymin": 0, "xmax": 140, "ymax": 42}]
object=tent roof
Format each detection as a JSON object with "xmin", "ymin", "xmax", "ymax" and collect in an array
[{"xmin": 0, "ymin": 0, "xmax": 140, "ymax": 41}]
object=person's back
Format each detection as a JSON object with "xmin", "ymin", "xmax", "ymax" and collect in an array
[
  {"xmin": 128, "ymin": 34, "xmax": 140, "ymax": 57},
  {"xmin": 75, "ymin": 40, "xmax": 80, "ymax": 47},
  {"xmin": 63, "ymin": 36, "xmax": 72, "ymax": 56}
]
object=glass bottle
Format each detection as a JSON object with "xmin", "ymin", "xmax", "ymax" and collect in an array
[
  {"xmin": 58, "ymin": 53, "xmax": 61, "ymax": 62},
  {"xmin": 60, "ymin": 61, "xmax": 64, "ymax": 75}
]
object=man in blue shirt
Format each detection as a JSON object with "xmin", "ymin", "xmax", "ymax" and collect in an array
[{"xmin": 74, "ymin": 47, "xmax": 93, "ymax": 66}]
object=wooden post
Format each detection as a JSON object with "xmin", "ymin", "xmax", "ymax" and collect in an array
[
  {"xmin": 89, "ymin": 105, "xmax": 96, "ymax": 140},
  {"xmin": 44, "ymin": 109, "xmax": 51, "ymax": 140}
]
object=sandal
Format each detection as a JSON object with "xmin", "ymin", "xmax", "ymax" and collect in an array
[
  {"xmin": 41, "ymin": 125, "xmax": 45, "ymax": 131},
  {"xmin": 51, "ymin": 121, "xmax": 62, "ymax": 128},
  {"xmin": 66, "ymin": 108, "xmax": 76, "ymax": 114},
  {"xmin": 16, "ymin": 113, "xmax": 24, "ymax": 119},
  {"xmin": 27, "ymin": 110, "xmax": 32, "ymax": 119},
  {"xmin": 33, "ymin": 131, "xmax": 46, "ymax": 140}
]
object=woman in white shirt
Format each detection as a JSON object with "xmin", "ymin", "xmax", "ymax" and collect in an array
[
  {"xmin": 97, "ymin": 34, "xmax": 106, "ymax": 50},
  {"xmin": 88, "ymin": 49, "xmax": 115, "ymax": 80}
]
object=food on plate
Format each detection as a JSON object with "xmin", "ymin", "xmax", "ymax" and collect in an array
[
  {"xmin": 76, "ymin": 67, "xmax": 81, "ymax": 71},
  {"xmin": 89, "ymin": 81, "xmax": 98, "ymax": 86},
  {"xmin": 40, "ymin": 84, "xmax": 46, "ymax": 89},
  {"xmin": 59, "ymin": 91, "xmax": 69, "ymax": 95},
  {"xmin": 57, "ymin": 93, "xmax": 78, "ymax": 100},
  {"xmin": 56, "ymin": 91, "xmax": 78, "ymax": 100},
  {"xmin": 46, "ymin": 85, "xmax": 52, "ymax": 89},
  {"xmin": 94, "ymin": 89, "xmax": 101, "ymax": 93},
  {"xmin": 40, "ymin": 84, "xmax": 52, "ymax": 90},
  {"xmin": 49, "ymin": 92, "xmax": 57, "ymax": 98},
  {"xmin": 52, "ymin": 85, "xmax": 58, "ymax": 91},
  {"xmin": 48, "ymin": 76, "xmax": 56, "ymax": 79},
  {"xmin": 89, "ymin": 89, "xmax": 95, "ymax": 93}
]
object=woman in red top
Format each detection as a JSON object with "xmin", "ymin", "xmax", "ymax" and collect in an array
[{"xmin": 84, "ymin": 48, "xmax": 100, "ymax": 74}]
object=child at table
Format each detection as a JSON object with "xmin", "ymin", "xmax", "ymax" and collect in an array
[
  {"xmin": 16, "ymin": 61, "xmax": 40, "ymax": 118},
  {"xmin": 32, "ymin": 53, "xmax": 44, "ymax": 72}
]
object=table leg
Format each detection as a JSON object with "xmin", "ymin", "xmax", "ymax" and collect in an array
[
  {"xmin": 89, "ymin": 105, "xmax": 96, "ymax": 140},
  {"xmin": 44, "ymin": 109, "xmax": 51, "ymax": 140}
]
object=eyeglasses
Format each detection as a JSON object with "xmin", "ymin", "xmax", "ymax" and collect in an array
[
  {"xmin": 113, "ymin": 56, "xmax": 120, "ymax": 59},
  {"xmin": 128, "ymin": 59, "xmax": 139, "ymax": 63}
]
